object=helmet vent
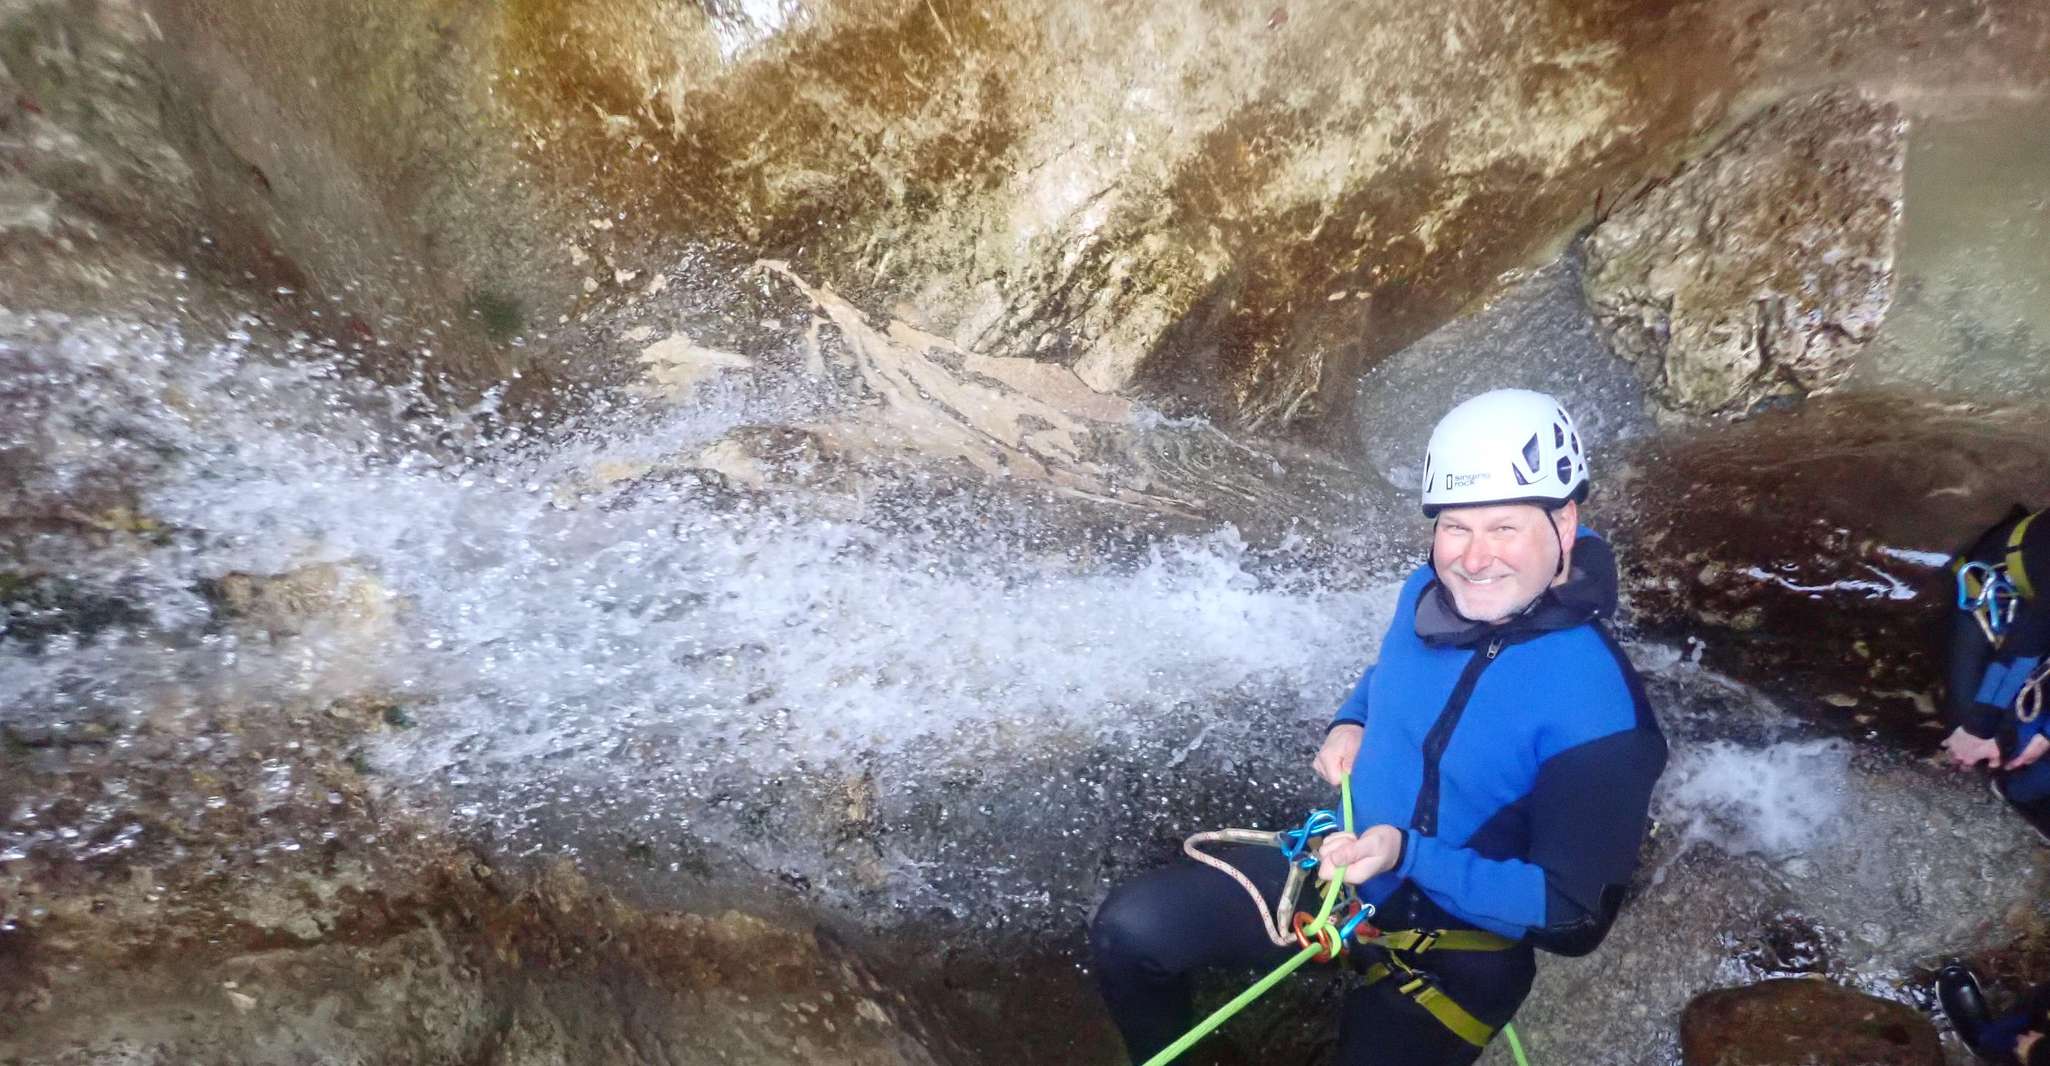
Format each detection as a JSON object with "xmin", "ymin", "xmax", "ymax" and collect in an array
[
  {"xmin": 1557, "ymin": 456, "xmax": 1573, "ymax": 483},
  {"xmin": 1553, "ymin": 425, "xmax": 1565, "ymax": 448},
  {"xmin": 1521, "ymin": 434, "xmax": 1540, "ymax": 471}
]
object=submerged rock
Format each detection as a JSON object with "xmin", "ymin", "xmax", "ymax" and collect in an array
[
  {"xmin": 205, "ymin": 563, "xmax": 397, "ymax": 641},
  {"xmin": 1679, "ymin": 978, "xmax": 1941, "ymax": 1066},
  {"xmin": 1584, "ymin": 91, "xmax": 1907, "ymax": 416}
]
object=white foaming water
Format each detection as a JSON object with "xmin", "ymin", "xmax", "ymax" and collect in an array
[
  {"xmin": 2, "ymin": 314, "xmax": 1393, "ymax": 855},
  {"xmin": 1656, "ymin": 738, "xmax": 1852, "ymax": 859}
]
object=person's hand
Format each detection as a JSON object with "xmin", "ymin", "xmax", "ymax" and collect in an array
[
  {"xmin": 1315, "ymin": 825, "xmax": 1404, "ymax": 885},
  {"xmin": 2015, "ymin": 1029, "xmax": 2041, "ymax": 1062},
  {"xmin": 1943, "ymin": 726, "xmax": 2003, "ymax": 770},
  {"xmin": 2006, "ymin": 734, "xmax": 2050, "ymax": 771},
  {"xmin": 1313, "ymin": 724, "xmax": 1364, "ymax": 786}
]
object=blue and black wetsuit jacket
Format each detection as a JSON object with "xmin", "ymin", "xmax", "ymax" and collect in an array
[
  {"xmin": 1331, "ymin": 529, "xmax": 1666, "ymax": 955},
  {"xmin": 1946, "ymin": 506, "xmax": 2050, "ymax": 747}
]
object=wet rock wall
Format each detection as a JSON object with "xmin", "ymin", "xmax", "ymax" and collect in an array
[
  {"xmin": 0, "ymin": 689, "xmax": 959, "ymax": 1066},
  {"xmin": 11, "ymin": 0, "xmax": 2046, "ymax": 428},
  {"xmin": 5, "ymin": 1, "xmax": 2050, "ymax": 1064}
]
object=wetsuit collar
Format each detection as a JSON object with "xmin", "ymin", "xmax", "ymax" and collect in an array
[{"xmin": 1415, "ymin": 531, "xmax": 1619, "ymax": 649}]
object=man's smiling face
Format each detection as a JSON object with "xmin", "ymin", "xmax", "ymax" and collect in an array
[{"xmin": 1430, "ymin": 501, "xmax": 1577, "ymax": 623}]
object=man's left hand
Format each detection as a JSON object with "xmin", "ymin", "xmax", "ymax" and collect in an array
[
  {"xmin": 2007, "ymin": 734, "xmax": 2050, "ymax": 771},
  {"xmin": 1942, "ymin": 727, "xmax": 2003, "ymax": 770},
  {"xmin": 1315, "ymin": 825, "xmax": 1404, "ymax": 885}
]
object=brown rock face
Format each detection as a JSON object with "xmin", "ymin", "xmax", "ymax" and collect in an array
[
  {"xmin": 1679, "ymin": 979, "xmax": 1941, "ymax": 1066},
  {"xmin": 8, "ymin": 0, "xmax": 2036, "ymax": 430},
  {"xmin": 489, "ymin": 0, "xmax": 1743, "ymax": 428},
  {"xmin": 0, "ymin": 688, "xmax": 953, "ymax": 1066},
  {"xmin": 1584, "ymin": 91, "xmax": 1906, "ymax": 416}
]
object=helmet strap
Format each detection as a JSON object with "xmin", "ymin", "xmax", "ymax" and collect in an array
[{"xmin": 1548, "ymin": 503, "xmax": 1574, "ymax": 583}]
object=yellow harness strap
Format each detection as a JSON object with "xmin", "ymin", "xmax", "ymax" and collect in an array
[
  {"xmin": 1355, "ymin": 928, "xmax": 1520, "ymax": 1047},
  {"xmin": 1360, "ymin": 956, "xmax": 1500, "ymax": 1047},
  {"xmin": 2008, "ymin": 512, "xmax": 2040, "ymax": 601},
  {"xmin": 1371, "ymin": 928, "xmax": 1518, "ymax": 953}
]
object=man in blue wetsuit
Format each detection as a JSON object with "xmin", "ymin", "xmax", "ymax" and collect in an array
[{"xmin": 1091, "ymin": 389, "xmax": 1667, "ymax": 1065}]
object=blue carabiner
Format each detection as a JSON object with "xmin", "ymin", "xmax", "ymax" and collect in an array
[
  {"xmin": 1958, "ymin": 561, "xmax": 2002, "ymax": 609},
  {"xmin": 1993, "ymin": 585, "xmax": 2022, "ymax": 634},
  {"xmin": 1280, "ymin": 808, "xmax": 1343, "ymax": 868},
  {"xmin": 1338, "ymin": 901, "xmax": 1378, "ymax": 941},
  {"xmin": 1960, "ymin": 561, "xmax": 2021, "ymax": 634}
]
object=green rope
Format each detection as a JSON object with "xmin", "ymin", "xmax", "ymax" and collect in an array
[
  {"xmin": 1138, "ymin": 776, "xmax": 1355, "ymax": 1066},
  {"xmin": 1135, "ymin": 776, "xmax": 1539, "ymax": 1066},
  {"xmin": 1504, "ymin": 1022, "xmax": 1530, "ymax": 1066},
  {"xmin": 1135, "ymin": 941, "xmax": 1328, "ymax": 1066}
]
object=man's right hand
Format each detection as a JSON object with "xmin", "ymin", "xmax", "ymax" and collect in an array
[
  {"xmin": 1942, "ymin": 726, "xmax": 2003, "ymax": 770},
  {"xmin": 1313, "ymin": 724, "xmax": 1365, "ymax": 786}
]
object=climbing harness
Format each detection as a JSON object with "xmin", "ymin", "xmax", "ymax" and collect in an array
[
  {"xmin": 1143, "ymin": 777, "xmax": 1532, "ymax": 1066},
  {"xmin": 1354, "ymin": 928, "xmax": 1518, "ymax": 1048}
]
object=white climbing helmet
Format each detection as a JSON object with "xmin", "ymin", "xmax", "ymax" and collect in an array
[{"xmin": 1419, "ymin": 388, "xmax": 1590, "ymax": 516}]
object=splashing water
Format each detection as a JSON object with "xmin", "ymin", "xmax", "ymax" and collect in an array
[
  {"xmin": 2, "ymin": 311, "xmax": 1398, "ymax": 894},
  {"xmin": 1656, "ymin": 738, "xmax": 1852, "ymax": 859}
]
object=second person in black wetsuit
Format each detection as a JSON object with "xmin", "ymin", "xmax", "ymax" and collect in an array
[{"xmin": 1939, "ymin": 506, "xmax": 2050, "ymax": 841}]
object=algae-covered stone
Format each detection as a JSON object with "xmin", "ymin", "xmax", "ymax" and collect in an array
[{"xmin": 1679, "ymin": 979, "xmax": 1940, "ymax": 1066}]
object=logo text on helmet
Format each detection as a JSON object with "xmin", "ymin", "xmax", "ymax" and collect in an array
[{"xmin": 1443, "ymin": 473, "xmax": 1489, "ymax": 491}]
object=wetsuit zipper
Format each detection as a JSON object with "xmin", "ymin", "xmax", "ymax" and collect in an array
[{"xmin": 1409, "ymin": 636, "xmax": 1504, "ymax": 837}]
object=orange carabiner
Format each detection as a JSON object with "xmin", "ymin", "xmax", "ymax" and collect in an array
[{"xmin": 1292, "ymin": 910, "xmax": 1343, "ymax": 962}]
